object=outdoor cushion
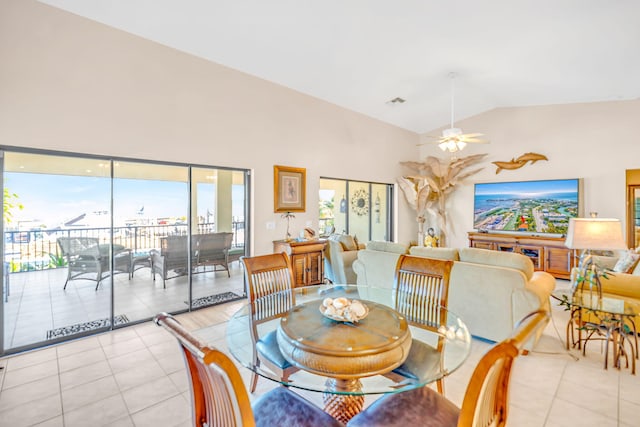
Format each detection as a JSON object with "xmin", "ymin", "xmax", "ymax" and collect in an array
[{"xmin": 98, "ymin": 244, "xmax": 127, "ymax": 255}]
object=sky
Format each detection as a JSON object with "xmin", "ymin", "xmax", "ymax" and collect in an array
[
  {"xmin": 474, "ymin": 178, "xmax": 579, "ymax": 196},
  {"xmin": 5, "ymin": 172, "xmax": 245, "ymax": 229}
]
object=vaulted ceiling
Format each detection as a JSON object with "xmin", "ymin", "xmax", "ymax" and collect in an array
[{"xmin": 39, "ymin": 0, "xmax": 640, "ymax": 133}]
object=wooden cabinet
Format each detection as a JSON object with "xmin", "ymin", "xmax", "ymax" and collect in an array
[
  {"xmin": 518, "ymin": 245, "xmax": 544, "ymax": 271},
  {"xmin": 273, "ymin": 240, "xmax": 326, "ymax": 287},
  {"xmin": 544, "ymin": 246, "xmax": 575, "ymax": 278},
  {"xmin": 468, "ymin": 232, "xmax": 575, "ymax": 279}
]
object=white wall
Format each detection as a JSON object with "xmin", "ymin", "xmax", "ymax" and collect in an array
[
  {"xmin": 0, "ymin": 0, "xmax": 419, "ymax": 254},
  {"xmin": 419, "ymin": 100, "xmax": 640, "ymax": 248},
  {"xmin": 2, "ymin": 1, "xmax": 638, "ymax": 254}
]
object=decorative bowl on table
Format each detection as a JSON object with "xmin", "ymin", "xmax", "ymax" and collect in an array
[{"xmin": 319, "ymin": 297, "xmax": 369, "ymax": 323}]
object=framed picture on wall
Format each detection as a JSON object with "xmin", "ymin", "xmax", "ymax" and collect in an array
[{"xmin": 274, "ymin": 165, "xmax": 306, "ymax": 212}]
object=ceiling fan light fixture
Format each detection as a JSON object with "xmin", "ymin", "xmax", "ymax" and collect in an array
[
  {"xmin": 439, "ymin": 139, "xmax": 466, "ymax": 153},
  {"xmin": 420, "ymin": 73, "xmax": 489, "ymax": 151}
]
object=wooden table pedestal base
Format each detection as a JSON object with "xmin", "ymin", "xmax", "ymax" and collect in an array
[{"xmin": 322, "ymin": 378, "xmax": 364, "ymax": 423}]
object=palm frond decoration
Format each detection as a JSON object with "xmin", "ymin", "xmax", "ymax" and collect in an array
[{"xmin": 399, "ymin": 154, "xmax": 487, "ymax": 246}]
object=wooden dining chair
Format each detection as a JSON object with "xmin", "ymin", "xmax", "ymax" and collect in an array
[
  {"xmin": 346, "ymin": 310, "xmax": 550, "ymax": 427},
  {"xmin": 386, "ymin": 255, "xmax": 454, "ymax": 394},
  {"xmin": 241, "ymin": 252, "xmax": 299, "ymax": 392},
  {"xmin": 154, "ymin": 313, "xmax": 343, "ymax": 427}
]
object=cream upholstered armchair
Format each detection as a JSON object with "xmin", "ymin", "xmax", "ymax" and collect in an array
[{"xmin": 324, "ymin": 234, "xmax": 365, "ymax": 284}]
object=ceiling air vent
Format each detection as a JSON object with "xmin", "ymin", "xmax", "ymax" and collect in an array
[{"xmin": 386, "ymin": 97, "xmax": 406, "ymax": 105}]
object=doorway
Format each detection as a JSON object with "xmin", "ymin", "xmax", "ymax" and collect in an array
[{"xmin": 627, "ymin": 169, "xmax": 640, "ymax": 248}]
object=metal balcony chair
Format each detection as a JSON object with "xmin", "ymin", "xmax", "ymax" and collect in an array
[
  {"xmin": 194, "ymin": 232, "xmax": 234, "ymax": 277},
  {"xmin": 57, "ymin": 237, "xmax": 131, "ymax": 290},
  {"xmin": 150, "ymin": 235, "xmax": 193, "ymax": 288},
  {"xmin": 241, "ymin": 252, "xmax": 300, "ymax": 392},
  {"xmin": 154, "ymin": 313, "xmax": 343, "ymax": 427},
  {"xmin": 385, "ymin": 255, "xmax": 454, "ymax": 395},
  {"xmin": 347, "ymin": 310, "xmax": 550, "ymax": 427}
]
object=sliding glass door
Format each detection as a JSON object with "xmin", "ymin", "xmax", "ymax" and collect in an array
[
  {"xmin": 113, "ymin": 162, "xmax": 190, "ymax": 323},
  {"xmin": 319, "ymin": 177, "xmax": 393, "ymax": 241},
  {"xmin": 1, "ymin": 148, "xmax": 249, "ymax": 355},
  {"xmin": 2, "ymin": 151, "xmax": 113, "ymax": 350},
  {"xmin": 189, "ymin": 167, "xmax": 247, "ymax": 307}
]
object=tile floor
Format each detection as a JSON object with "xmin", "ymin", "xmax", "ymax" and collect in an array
[
  {"xmin": 2, "ymin": 263, "xmax": 246, "ymax": 350},
  {"xmin": 0, "ymin": 279, "xmax": 639, "ymax": 427}
]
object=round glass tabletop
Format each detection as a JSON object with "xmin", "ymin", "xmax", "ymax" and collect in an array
[{"xmin": 218, "ymin": 284, "xmax": 471, "ymax": 395}]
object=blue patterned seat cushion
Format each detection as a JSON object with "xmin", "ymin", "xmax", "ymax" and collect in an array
[
  {"xmin": 347, "ymin": 386, "xmax": 459, "ymax": 426},
  {"xmin": 254, "ymin": 386, "xmax": 344, "ymax": 427},
  {"xmin": 392, "ymin": 338, "xmax": 440, "ymax": 380},
  {"xmin": 256, "ymin": 330, "xmax": 292, "ymax": 369}
]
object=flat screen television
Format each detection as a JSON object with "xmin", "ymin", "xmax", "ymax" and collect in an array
[{"xmin": 473, "ymin": 178, "xmax": 582, "ymax": 235}]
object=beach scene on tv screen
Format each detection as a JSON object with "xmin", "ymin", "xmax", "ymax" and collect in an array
[{"xmin": 474, "ymin": 179, "xmax": 579, "ymax": 234}]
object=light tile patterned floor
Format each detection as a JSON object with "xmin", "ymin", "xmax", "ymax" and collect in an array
[
  {"xmin": 0, "ymin": 280, "xmax": 639, "ymax": 426},
  {"xmin": 3, "ymin": 263, "xmax": 246, "ymax": 350}
]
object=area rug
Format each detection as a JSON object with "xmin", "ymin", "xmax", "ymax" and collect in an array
[
  {"xmin": 188, "ymin": 291, "xmax": 245, "ymax": 309},
  {"xmin": 46, "ymin": 315, "xmax": 130, "ymax": 339}
]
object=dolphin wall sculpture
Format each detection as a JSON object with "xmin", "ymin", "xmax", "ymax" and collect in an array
[{"xmin": 492, "ymin": 152, "xmax": 548, "ymax": 174}]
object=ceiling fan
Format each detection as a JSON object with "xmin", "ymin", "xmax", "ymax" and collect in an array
[{"xmin": 421, "ymin": 72, "xmax": 489, "ymax": 153}]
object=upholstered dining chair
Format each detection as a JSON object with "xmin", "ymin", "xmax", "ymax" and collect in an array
[
  {"xmin": 386, "ymin": 255, "xmax": 454, "ymax": 394},
  {"xmin": 241, "ymin": 252, "xmax": 300, "ymax": 392},
  {"xmin": 347, "ymin": 310, "xmax": 550, "ymax": 427},
  {"xmin": 154, "ymin": 313, "xmax": 343, "ymax": 427}
]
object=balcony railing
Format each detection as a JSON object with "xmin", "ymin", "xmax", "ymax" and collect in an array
[{"xmin": 3, "ymin": 222, "xmax": 245, "ymax": 272}]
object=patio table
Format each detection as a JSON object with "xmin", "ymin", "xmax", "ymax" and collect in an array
[{"xmin": 130, "ymin": 251, "xmax": 152, "ymax": 278}]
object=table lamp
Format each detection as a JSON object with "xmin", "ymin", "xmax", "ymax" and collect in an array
[{"xmin": 564, "ymin": 218, "xmax": 627, "ymax": 297}]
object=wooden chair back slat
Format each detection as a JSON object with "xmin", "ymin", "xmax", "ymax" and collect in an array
[
  {"xmin": 458, "ymin": 310, "xmax": 550, "ymax": 427},
  {"xmin": 242, "ymin": 253, "xmax": 296, "ymax": 321},
  {"xmin": 155, "ymin": 312, "xmax": 255, "ymax": 427},
  {"xmin": 393, "ymin": 255, "xmax": 454, "ymax": 330},
  {"xmin": 240, "ymin": 252, "xmax": 299, "ymax": 392}
]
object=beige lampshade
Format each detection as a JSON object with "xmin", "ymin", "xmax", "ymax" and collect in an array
[{"xmin": 564, "ymin": 218, "xmax": 627, "ymax": 250}]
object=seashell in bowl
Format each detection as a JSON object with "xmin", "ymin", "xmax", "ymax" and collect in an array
[
  {"xmin": 332, "ymin": 297, "xmax": 349, "ymax": 309},
  {"xmin": 319, "ymin": 298, "xmax": 369, "ymax": 322},
  {"xmin": 349, "ymin": 300, "xmax": 366, "ymax": 317}
]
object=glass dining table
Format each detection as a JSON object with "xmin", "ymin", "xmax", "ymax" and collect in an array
[{"xmin": 206, "ymin": 284, "xmax": 471, "ymax": 422}]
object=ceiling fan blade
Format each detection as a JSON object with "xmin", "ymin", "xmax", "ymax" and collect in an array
[
  {"xmin": 460, "ymin": 132, "xmax": 484, "ymax": 138},
  {"xmin": 461, "ymin": 138, "xmax": 490, "ymax": 144}
]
